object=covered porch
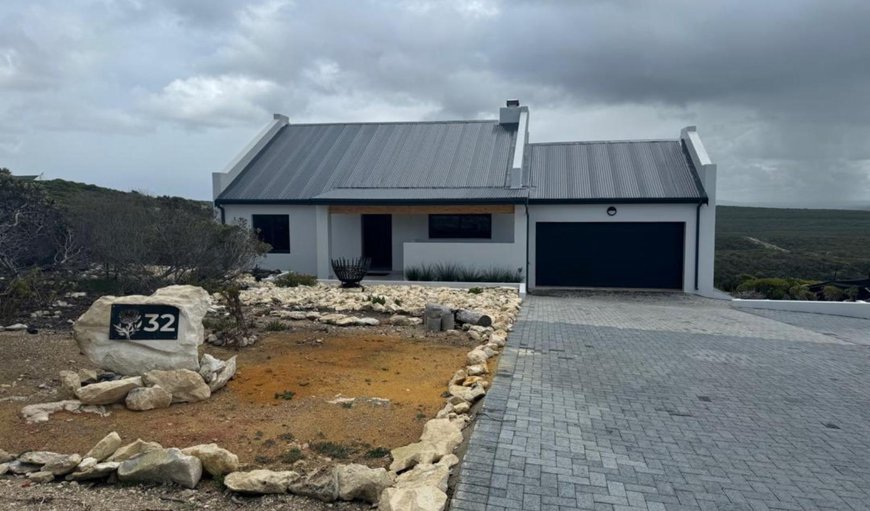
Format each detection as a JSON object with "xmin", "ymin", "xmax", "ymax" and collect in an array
[{"xmin": 315, "ymin": 204, "xmax": 527, "ymax": 281}]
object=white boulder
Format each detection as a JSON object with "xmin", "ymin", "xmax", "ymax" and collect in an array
[
  {"xmin": 180, "ymin": 443, "xmax": 239, "ymax": 477},
  {"xmin": 334, "ymin": 464, "xmax": 394, "ymax": 503},
  {"xmin": 75, "ymin": 377, "xmax": 142, "ymax": 405},
  {"xmin": 74, "ymin": 285, "xmax": 210, "ymax": 376},
  {"xmin": 125, "ymin": 385, "xmax": 172, "ymax": 411},
  {"xmin": 85, "ymin": 432, "xmax": 122, "ymax": 462},
  {"xmin": 117, "ymin": 448, "xmax": 202, "ymax": 489},
  {"xmin": 142, "ymin": 369, "xmax": 210, "ymax": 403},
  {"xmin": 224, "ymin": 469, "xmax": 300, "ymax": 494}
]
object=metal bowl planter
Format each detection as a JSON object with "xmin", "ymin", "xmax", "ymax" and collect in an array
[{"xmin": 331, "ymin": 257, "xmax": 372, "ymax": 288}]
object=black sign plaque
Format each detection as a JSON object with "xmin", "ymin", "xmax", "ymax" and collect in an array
[{"xmin": 109, "ymin": 304, "xmax": 180, "ymax": 341}]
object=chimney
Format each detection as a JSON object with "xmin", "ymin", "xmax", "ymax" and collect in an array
[{"xmin": 499, "ymin": 99, "xmax": 521, "ymax": 125}]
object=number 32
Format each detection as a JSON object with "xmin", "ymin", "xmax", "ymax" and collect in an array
[{"xmin": 142, "ymin": 314, "xmax": 177, "ymax": 332}]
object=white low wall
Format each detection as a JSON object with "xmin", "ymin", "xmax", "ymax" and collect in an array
[
  {"xmin": 732, "ymin": 299, "xmax": 870, "ymax": 319},
  {"xmin": 403, "ymin": 241, "xmax": 525, "ymax": 276}
]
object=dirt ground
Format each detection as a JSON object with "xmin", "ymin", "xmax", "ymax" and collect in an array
[{"xmin": 0, "ymin": 323, "xmax": 477, "ymax": 470}]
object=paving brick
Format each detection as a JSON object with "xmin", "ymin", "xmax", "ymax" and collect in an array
[{"xmin": 451, "ymin": 293, "xmax": 870, "ymax": 511}]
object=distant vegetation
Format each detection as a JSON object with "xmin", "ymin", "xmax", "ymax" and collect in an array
[
  {"xmin": 0, "ymin": 170, "xmax": 268, "ymax": 322},
  {"xmin": 716, "ymin": 206, "xmax": 870, "ymax": 291}
]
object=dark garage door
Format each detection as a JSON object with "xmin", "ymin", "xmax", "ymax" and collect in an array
[{"xmin": 536, "ymin": 222, "xmax": 685, "ymax": 289}]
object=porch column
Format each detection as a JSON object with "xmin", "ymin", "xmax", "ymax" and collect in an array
[
  {"xmin": 513, "ymin": 204, "xmax": 528, "ymax": 281},
  {"xmin": 315, "ymin": 205, "xmax": 330, "ymax": 279}
]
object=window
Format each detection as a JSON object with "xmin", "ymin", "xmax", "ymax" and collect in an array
[
  {"xmin": 252, "ymin": 214, "xmax": 290, "ymax": 253},
  {"xmin": 428, "ymin": 214, "xmax": 492, "ymax": 239}
]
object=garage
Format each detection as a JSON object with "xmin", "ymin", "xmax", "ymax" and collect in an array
[{"xmin": 535, "ymin": 222, "xmax": 685, "ymax": 289}]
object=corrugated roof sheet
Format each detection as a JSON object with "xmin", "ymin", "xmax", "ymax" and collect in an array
[
  {"xmin": 217, "ymin": 120, "xmax": 517, "ymax": 202},
  {"xmin": 313, "ymin": 187, "xmax": 528, "ymax": 201},
  {"xmin": 527, "ymin": 140, "xmax": 705, "ymax": 201}
]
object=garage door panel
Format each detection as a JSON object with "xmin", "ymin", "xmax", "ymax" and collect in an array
[{"xmin": 536, "ymin": 222, "xmax": 685, "ymax": 289}]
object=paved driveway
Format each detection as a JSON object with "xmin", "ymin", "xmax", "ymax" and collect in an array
[{"xmin": 451, "ymin": 293, "xmax": 870, "ymax": 511}]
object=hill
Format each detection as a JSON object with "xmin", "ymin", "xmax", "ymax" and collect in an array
[
  {"xmin": 36, "ymin": 178, "xmax": 211, "ymax": 213},
  {"xmin": 716, "ymin": 206, "xmax": 870, "ymax": 290}
]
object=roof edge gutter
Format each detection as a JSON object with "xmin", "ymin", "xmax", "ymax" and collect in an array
[{"xmin": 214, "ymin": 197, "xmax": 528, "ymax": 206}]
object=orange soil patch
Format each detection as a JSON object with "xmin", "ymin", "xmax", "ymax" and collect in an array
[{"xmin": 0, "ymin": 330, "xmax": 471, "ymax": 468}]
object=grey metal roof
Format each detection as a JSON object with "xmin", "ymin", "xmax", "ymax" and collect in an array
[
  {"xmin": 217, "ymin": 120, "xmax": 517, "ymax": 202},
  {"xmin": 526, "ymin": 140, "xmax": 705, "ymax": 201}
]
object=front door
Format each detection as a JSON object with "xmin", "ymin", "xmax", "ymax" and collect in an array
[{"xmin": 362, "ymin": 214, "xmax": 392, "ymax": 271}]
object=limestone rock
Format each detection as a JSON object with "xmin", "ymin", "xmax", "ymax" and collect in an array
[
  {"xmin": 287, "ymin": 465, "xmax": 338, "ymax": 502},
  {"xmin": 107, "ymin": 439, "xmax": 163, "ymax": 462},
  {"xmin": 206, "ymin": 356, "xmax": 236, "ymax": 392},
  {"xmin": 125, "ymin": 385, "xmax": 172, "ymax": 411},
  {"xmin": 142, "ymin": 369, "xmax": 210, "ymax": 403},
  {"xmin": 379, "ymin": 486, "xmax": 448, "ymax": 511},
  {"xmin": 395, "ymin": 462, "xmax": 451, "ymax": 492},
  {"xmin": 388, "ymin": 314, "xmax": 413, "ymax": 326},
  {"xmin": 466, "ymin": 364, "xmax": 487, "ymax": 376},
  {"xmin": 334, "ymin": 463, "xmax": 394, "ymax": 503},
  {"xmin": 180, "ymin": 443, "xmax": 239, "ymax": 477},
  {"xmin": 18, "ymin": 452, "xmax": 82, "ymax": 476},
  {"xmin": 7, "ymin": 460, "xmax": 41, "ymax": 474},
  {"xmin": 66, "ymin": 460, "xmax": 119, "ymax": 481},
  {"xmin": 465, "ymin": 349, "xmax": 488, "ymax": 366},
  {"xmin": 85, "ymin": 432, "xmax": 122, "ymax": 462},
  {"xmin": 117, "ymin": 448, "xmax": 202, "ymax": 489},
  {"xmin": 0, "ymin": 449, "xmax": 15, "ymax": 463},
  {"xmin": 448, "ymin": 383, "xmax": 485, "ymax": 403},
  {"xmin": 75, "ymin": 377, "xmax": 142, "ymax": 405},
  {"xmin": 224, "ymin": 469, "xmax": 300, "ymax": 494},
  {"xmin": 27, "ymin": 471, "xmax": 55, "ymax": 483},
  {"xmin": 462, "ymin": 376, "xmax": 485, "ymax": 386},
  {"xmin": 21, "ymin": 400, "xmax": 108, "ymax": 424},
  {"xmin": 78, "ymin": 368, "xmax": 99, "ymax": 384},
  {"xmin": 419, "ymin": 419, "xmax": 463, "ymax": 455},
  {"xmin": 389, "ymin": 442, "xmax": 440, "ymax": 473},
  {"xmin": 73, "ymin": 285, "xmax": 210, "ymax": 376},
  {"xmin": 0, "ymin": 463, "xmax": 7, "ymax": 475},
  {"xmin": 59, "ymin": 370, "xmax": 81, "ymax": 398},
  {"xmin": 356, "ymin": 317, "xmax": 379, "ymax": 326},
  {"xmin": 453, "ymin": 402, "xmax": 471, "ymax": 414},
  {"xmin": 198, "ymin": 354, "xmax": 225, "ymax": 381}
]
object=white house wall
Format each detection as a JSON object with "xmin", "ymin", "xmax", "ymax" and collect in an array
[
  {"xmin": 527, "ymin": 203, "xmax": 699, "ymax": 292},
  {"xmin": 222, "ymin": 204, "xmax": 319, "ymax": 274}
]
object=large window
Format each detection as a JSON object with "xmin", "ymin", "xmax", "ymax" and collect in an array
[
  {"xmin": 428, "ymin": 214, "xmax": 492, "ymax": 239},
  {"xmin": 252, "ymin": 214, "xmax": 290, "ymax": 253}
]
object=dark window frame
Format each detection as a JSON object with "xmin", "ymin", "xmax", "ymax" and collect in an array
[
  {"xmin": 428, "ymin": 214, "xmax": 492, "ymax": 239},
  {"xmin": 252, "ymin": 214, "xmax": 291, "ymax": 253}
]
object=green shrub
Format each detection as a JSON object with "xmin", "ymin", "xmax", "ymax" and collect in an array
[
  {"xmin": 822, "ymin": 285, "xmax": 845, "ymax": 301},
  {"xmin": 311, "ymin": 441, "xmax": 351, "ymax": 459},
  {"xmin": 281, "ymin": 448, "xmax": 304, "ymax": 464},
  {"xmin": 734, "ymin": 277, "xmax": 814, "ymax": 300},
  {"xmin": 404, "ymin": 264, "xmax": 523, "ymax": 283},
  {"xmin": 274, "ymin": 390, "xmax": 295, "ymax": 400},
  {"xmin": 844, "ymin": 287, "xmax": 860, "ymax": 301},
  {"xmin": 468, "ymin": 287, "xmax": 483, "ymax": 294},
  {"xmin": 364, "ymin": 447, "xmax": 390, "ymax": 459},
  {"xmin": 264, "ymin": 319, "xmax": 289, "ymax": 331},
  {"xmin": 273, "ymin": 272, "xmax": 318, "ymax": 288},
  {"xmin": 367, "ymin": 295, "xmax": 386, "ymax": 305}
]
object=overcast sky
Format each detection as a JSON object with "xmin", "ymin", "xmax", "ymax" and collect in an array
[{"xmin": 1, "ymin": 0, "xmax": 869, "ymax": 206}]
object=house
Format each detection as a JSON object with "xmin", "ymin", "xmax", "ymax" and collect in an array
[{"xmin": 213, "ymin": 101, "xmax": 717, "ymax": 293}]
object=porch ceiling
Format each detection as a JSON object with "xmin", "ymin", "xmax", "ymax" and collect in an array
[{"xmin": 329, "ymin": 204, "xmax": 515, "ymax": 215}]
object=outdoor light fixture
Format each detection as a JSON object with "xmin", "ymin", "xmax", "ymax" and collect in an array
[{"xmin": 607, "ymin": 206, "xmax": 617, "ymax": 216}]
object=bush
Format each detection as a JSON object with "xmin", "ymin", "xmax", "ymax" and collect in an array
[
  {"xmin": 844, "ymin": 287, "xmax": 860, "ymax": 301},
  {"xmin": 822, "ymin": 285, "xmax": 845, "ymax": 301},
  {"xmin": 272, "ymin": 271, "xmax": 318, "ymax": 288},
  {"xmin": 264, "ymin": 320, "xmax": 289, "ymax": 331},
  {"xmin": 734, "ymin": 277, "xmax": 814, "ymax": 300},
  {"xmin": 0, "ymin": 269, "xmax": 72, "ymax": 323},
  {"xmin": 468, "ymin": 287, "xmax": 483, "ymax": 294},
  {"xmin": 367, "ymin": 295, "xmax": 386, "ymax": 305},
  {"xmin": 311, "ymin": 441, "xmax": 351, "ymax": 459},
  {"xmin": 404, "ymin": 264, "xmax": 523, "ymax": 283}
]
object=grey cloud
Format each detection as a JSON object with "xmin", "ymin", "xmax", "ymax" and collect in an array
[{"xmin": 0, "ymin": 0, "xmax": 868, "ymax": 205}]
